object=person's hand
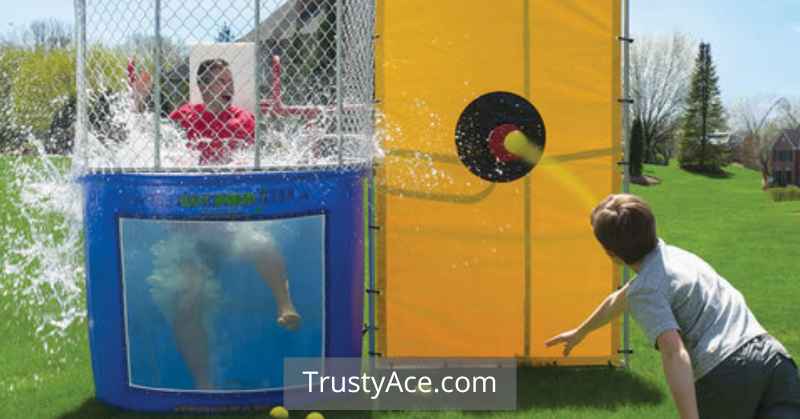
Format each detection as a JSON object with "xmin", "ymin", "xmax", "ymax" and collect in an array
[
  {"xmin": 544, "ymin": 328, "xmax": 586, "ymax": 357},
  {"xmin": 128, "ymin": 58, "xmax": 152, "ymax": 99}
]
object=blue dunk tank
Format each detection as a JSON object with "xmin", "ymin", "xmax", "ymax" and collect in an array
[{"xmin": 75, "ymin": 0, "xmax": 376, "ymax": 411}]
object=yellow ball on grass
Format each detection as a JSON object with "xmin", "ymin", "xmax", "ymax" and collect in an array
[{"xmin": 269, "ymin": 405, "xmax": 290, "ymax": 418}]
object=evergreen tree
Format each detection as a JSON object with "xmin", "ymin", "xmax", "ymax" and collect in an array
[
  {"xmin": 678, "ymin": 42, "xmax": 728, "ymax": 173},
  {"xmin": 216, "ymin": 23, "xmax": 234, "ymax": 43},
  {"xmin": 630, "ymin": 117, "xmax": 645, "ymax": 177}
]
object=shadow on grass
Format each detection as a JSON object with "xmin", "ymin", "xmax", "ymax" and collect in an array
[
  {"xmin": 457, "ymin": 366, "xmax": 663, "ymax": 417},
  {"xmin": 513, "ymin": 366, "xmax": 663, "ymax": 410},
  {"xmin": 681, "ymin": 166, "xmax": 734, "ymax": 179},
  {"xmin": 58, "ymin": 399, "xmax": 123, "ymax": 419},
  {"xmin": 59, "ymin": 398, "xmax": 374, "ymax": 419}
]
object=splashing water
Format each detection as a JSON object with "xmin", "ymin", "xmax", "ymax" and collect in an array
[
  {"xmin": 72, "ymin": 90, "xmax": 383, "ymax": 172},
  {"xmin": 1, "ymin": 137, "xmax": 86, "ymax": 356},
  {"xmin": 0, "ymin": 88, "xmax": 386, "ymax": 361}
]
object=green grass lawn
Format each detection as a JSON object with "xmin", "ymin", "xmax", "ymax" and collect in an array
[{"xmin": 1, "ymin": 160, "xmax": 798, "ymax": 419}]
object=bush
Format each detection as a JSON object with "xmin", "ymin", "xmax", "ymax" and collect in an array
[
  {"xmin": 768, "ymin": 185, "xmax": 800, "ymax": 202},
  {"xmin": 11, "ymin": 48, "xmax": 76, "ymax": 138},
  {"xmin": 678, "ymin": 138, "xmax": 732, "ymax": 173},
  {"xmin": 1, "ymin": 45, "xmax": 137, "ymax": 153},
  {"xmin": 0, "ymin": 48, "xmax": 29, "ymax": 152}
]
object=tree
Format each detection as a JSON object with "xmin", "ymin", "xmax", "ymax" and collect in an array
[
  {"xmin": 778, "ymin": 97, "xmax": 800, "ymax": 129},
  {"xmin": 28, "ymin": 19, "xmax": 72, "ymax": 50},
  {"xmin": 630, "ymin": 33, "xmax": 694, "ymax": 165},
  {"xmin": 216, "ymin": 23, "xmax": 234, "ymax": 43},
  {"xmin": 731, "ymin": 96, "xmax": 800, "ymax": 186},
  {"xmin": 10, "ymin": 48, "xmax": 75, "ymax": 139},
  {"xmin": 629, "ymin": 117, "xmax": 645, "ymax": 177},
  {"xmin": 121, "ymin": 34, "xmax": 186, "ymax": 69},
  {"xmin": 730, "ymin": 96, "xmax": 792, "ymax": 185},
  {"xmin": 678, "ymin": 42, "xmax": 728, "ymax": 173},
  {"xmin": 0, "ymin": 48, "xmax": 29, "ymax": 152},
  {"xmin": 1, "ymin": 19, "xmax": 72, "ymax": 51}
]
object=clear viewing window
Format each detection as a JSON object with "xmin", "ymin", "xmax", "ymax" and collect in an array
[{"xmin": 119, "ymin": 215, "xmax": 325, "ymax": 392}]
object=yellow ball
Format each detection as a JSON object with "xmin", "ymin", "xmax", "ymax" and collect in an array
[
  {"xmin": 504, "ymin": 130, "xmax": 543, "ymax": 164},
  {"xmin": 306, "ymin": 412, "xmax": 325, "ymax": 419},
  {"xmin": 269, "ymin": 405, "xmax": 289, "ymax": 419}
]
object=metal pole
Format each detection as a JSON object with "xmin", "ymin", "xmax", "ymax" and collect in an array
[
  {"xmin": 522, "ymin": 0, "xmax": 532, "ymax": 360},
  {"xmin": 621, "ymin": 0, "xmax": 632, "ymax": 368},
  {"xmin": 254, "ymin": 0, "xmax": 262, "ymax": 169},
  {"xmin": 335, "ymin": 0, "xmax": 344, "ymax": 165},
  {"xmin": 367, "ymin": 0, "xmax": 378, "ymax": 374},
  {"xmin": 153, "ymin": 0, "xmax": 163, "ymax": 170},
  {"xmin": 75, "ymin": 0, "xmax": 88, "ymax": 168},
  {"xmin": 368, "ymin": 173, "xmax": 377, "ymax": 371}
]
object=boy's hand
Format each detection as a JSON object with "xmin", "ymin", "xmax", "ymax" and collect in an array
[
  {"xmin": 128, "ymin": 58, "xmax": 152, "ymax": 98},
  {"xmin": 545, "ymin": 328, "xmax": 586, "ymax": 357}
]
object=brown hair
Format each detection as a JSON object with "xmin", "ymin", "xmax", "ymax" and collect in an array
[
  {"xmin": 197, "ymin": 59, "xmax": 230, "ymax": 85},
  {"xmin": 590, "ymin": 194, "xmax": 658, "ymax": 264}
]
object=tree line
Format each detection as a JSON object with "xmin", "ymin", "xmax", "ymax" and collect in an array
[{"xmin": 628, "ymin": 33, "xmax": 800, "ymax": 178}]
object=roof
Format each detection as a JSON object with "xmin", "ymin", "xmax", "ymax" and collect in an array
[
  {"xmin": 727, "ymin": 130, "xmax": 748, "ymax": 146},
  {"xmin": 779, "ymin": 128, "xmax": 800, "ymax": 149},
  {"xmin": 771, "ymin": 128, "xmax": 800, "ymax": 150},
  {"xmin": 707, "ymin": 131, "xmax": 734, "ymax": 146},
  {"xmin": 238, "ymin": 0, "xmax": 328, "ymax": 43}
]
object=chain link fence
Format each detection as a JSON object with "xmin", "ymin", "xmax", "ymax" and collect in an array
[{"xmin": 75, "ymin": 0, "xmax": 376, "ymax": 173}]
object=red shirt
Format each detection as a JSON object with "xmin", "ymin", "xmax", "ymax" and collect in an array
[{"xmin": 169, "ymin": 103, "xmax": 255, "ymax": 165}]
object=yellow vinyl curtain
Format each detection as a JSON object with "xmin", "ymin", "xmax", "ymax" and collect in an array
[{"xmin": 376, "ymin": 0, "xmax": 622, "ymax": 365}]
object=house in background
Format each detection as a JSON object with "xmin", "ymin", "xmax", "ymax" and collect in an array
[
  {"xmin": 238, "ymin": 0, "xmax": 335, "ymax": 105},
  {"xmin": 769, "ymin": 128, "xmax": 800, "ymax": 186},
  {"xmin": 706, "ymin": 131, "xmax": 741, "ymax": 149}
]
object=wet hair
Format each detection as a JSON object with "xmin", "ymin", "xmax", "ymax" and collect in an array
[
  {"xmin": 590, "ymin": 194, "xmax": 658, "ymax": 264},
  {"xmin": 197, "ymin": 59, "xmax": 230, "ymax": 85}
]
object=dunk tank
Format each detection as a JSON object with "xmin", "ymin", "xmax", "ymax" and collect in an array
[
  {"xmin": 76, "ymin": 0, "xmax": 375, "ymax": 411},
  {"xmin": 76, "ymin": 0, "xmax": 630, "ymax": 412}
]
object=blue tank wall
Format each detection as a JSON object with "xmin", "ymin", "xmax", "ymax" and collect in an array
[{"xmin": 80, "ymin": 168, "xmax": 367, "ymax": 412}]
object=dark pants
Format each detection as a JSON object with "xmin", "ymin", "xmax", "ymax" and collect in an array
[{"xmin": 696, "ymin": 335, "xmax": 800, "ymax": 419}]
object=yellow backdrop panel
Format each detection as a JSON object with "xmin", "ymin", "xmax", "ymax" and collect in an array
[{"xmin": 376, "ymin": 0, "xmax": 622, "ymax": 365}]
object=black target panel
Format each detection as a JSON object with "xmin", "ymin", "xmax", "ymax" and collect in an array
[{"xmin": 455, "ymin": 92, "xmax": 546, "ymax": 182}]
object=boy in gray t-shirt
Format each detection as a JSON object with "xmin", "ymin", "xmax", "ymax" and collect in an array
[{"xmin": 545, "ymin": 193, "xmax": 800, "ymax": 419}]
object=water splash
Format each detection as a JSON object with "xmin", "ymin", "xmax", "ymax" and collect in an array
[
  {"xmin": 72, "ymin": 90, "xmax": 383, "ymax": 172},
  {"xmin": 1, "ymin": 136, "xmax": 86, "ymax": 354},
  {"xmin": 1, "ymin": 87, "xmax": 386, "ymax": 360}
]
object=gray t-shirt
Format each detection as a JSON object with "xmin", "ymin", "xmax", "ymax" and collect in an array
[{"xmin": 626, "ymin": 239, "xmax": 767, "ymax": 380}]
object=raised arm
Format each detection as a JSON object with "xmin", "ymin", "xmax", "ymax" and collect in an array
[
  {"xmin": 545, "ymin": 282, "xmax": 629, "ymax": 356},
  {"xmin": 225, "ymin": 109, "xmax": 256, "ymax": 148},
  {"xmin": 128, "ymin": 59, "xmax": 152, "ymax": 113}
]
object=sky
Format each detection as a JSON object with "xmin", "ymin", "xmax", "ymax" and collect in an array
[
  {"xmin": 3, "ymin": 1, "xmax": 73, "ymax": 31},
  {"xmin": 3, "ymin": 0, "xmax": 799, "ymax": 104},
  {"xmin": 632, "ymin": 0, "xmax": 800, "ymax": 103}
]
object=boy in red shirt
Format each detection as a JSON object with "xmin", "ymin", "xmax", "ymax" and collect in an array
[{"xmin": 131, "ymin": 58, "xmax": 255, "ymax": 165}]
